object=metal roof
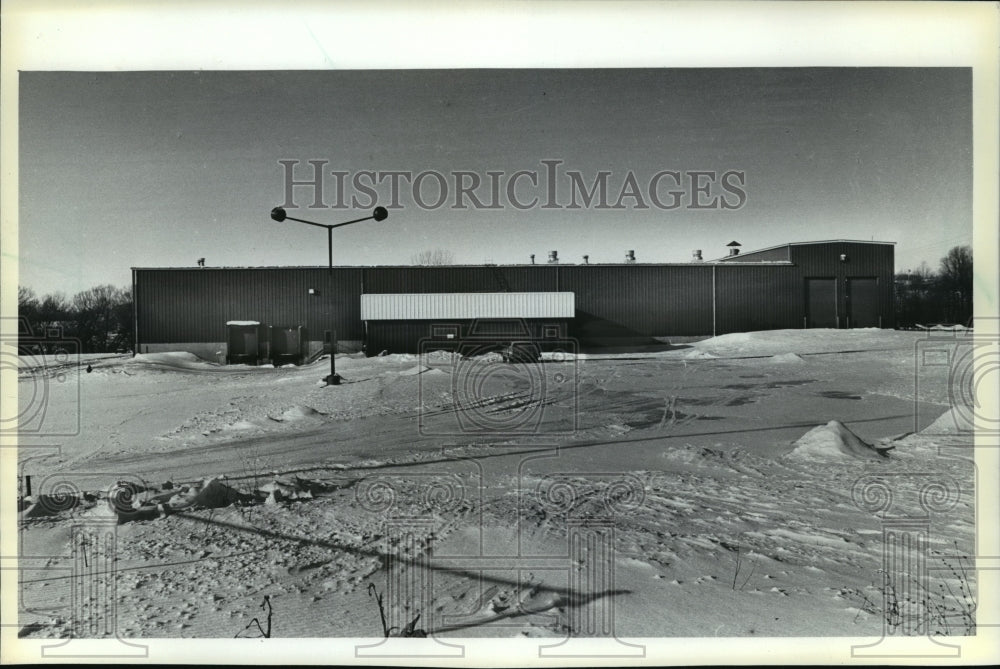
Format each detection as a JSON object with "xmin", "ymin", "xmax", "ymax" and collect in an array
[
  {"xmin": 132, "ymin": 261, "xmax": 786, "ymax": 270},
  {"xmin": 131, "ymin": 240, "xmax": 896, "ymax": 271},
  {"xmin": 361, "ymin": 292, "xmax": 575, "ymax": 320}
]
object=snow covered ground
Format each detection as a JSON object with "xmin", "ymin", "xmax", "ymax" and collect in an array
[{"xmin": 13, "ymin": 329, "xmax": 978, "ymax": 639}]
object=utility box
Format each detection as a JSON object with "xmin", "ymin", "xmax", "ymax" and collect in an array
[
  {"xmin": 270, "ymin": 325, "xmax": 304, "ymax": 366},
  {"xmin": 226, "ymin": 320, "xmax": 265, "ymax": 365}
]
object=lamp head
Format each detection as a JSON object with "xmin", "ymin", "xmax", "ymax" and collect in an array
[
  {"xmin": 372, "ymin": 206, "xmax": 389, "ymax": 222},
  {"xmin": 270, "ymin": 207, "xmax": 288, "ymax": 222}
]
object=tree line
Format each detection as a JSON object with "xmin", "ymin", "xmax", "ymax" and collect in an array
[
  {"xmin": 17, "ymin": 284, "xmax": 133, "ymax": 354},
  {"xmin": 894, "ymin": 245, "xmax": 973, "ymax": 327}
]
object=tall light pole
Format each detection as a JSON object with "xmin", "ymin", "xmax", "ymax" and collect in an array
[{"xmin": 270, "ymin": 205, "xmax": 388, "ymax": 385}]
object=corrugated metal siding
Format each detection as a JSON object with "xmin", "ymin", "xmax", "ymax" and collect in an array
[
  {"xmin": 134, "ymin": 241, "xmax": 895, "ymax": 349},
  {"xmin": 560, "ymin": 265, "xmax": 714, "ymax": 337},
  {"xmin": 788, "ymin": 242, "xmax": 890, "ymax": 276},
  {"xmin": 360, "ymin": 264, "xmax": 714, "ymax": 337},
  {"xmin": 715, "ymin": 265, "xmax": 801, "ymax": 333},
  {"xmin": 136, "ymin": 268, "xmax": 364, "ymax": 344},
  {"xmin": 365, "ymin": 321, "xmax": 437, "ymax": 354},
  {"xmin": 361, "ymin": 292, "xmax": 575, "ymax": 320},
  {"xmin": 361, "ymin": 265, "xmax": 559, "ymax": 293},
  {"xmin": 789, "ymin": 242, "xmax": 895, "ymax": 329}
]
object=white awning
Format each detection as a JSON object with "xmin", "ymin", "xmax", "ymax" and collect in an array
[
  {"xmin": 226, "ymin": 320, "xmax": 260, "ymax": 326},
  {"xmin": 361, "ymin": 292, "xmax": 574, "ymax": 321}
]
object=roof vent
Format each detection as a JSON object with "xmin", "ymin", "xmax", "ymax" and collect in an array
[
  {"xmin": 548, "ymin": 250, "xmax": 559, "ymax": 264},
  {"xmin": 727, "ymin": 240, "xmax": 742, "ymax": 257},
  {"xmin": 625, "ymin": 250, "xmax": 636, "ymax": 264},
  {"xmin": 530, "ymin": 253, "xmax": 535, "ymax": 265},
  {"xmin": 582, "ymin": 255, "xmax": 590, "ymax": 264},
  {"xmin": 691, "ymin": 250, "xmax": 703, "ymax": 262}
]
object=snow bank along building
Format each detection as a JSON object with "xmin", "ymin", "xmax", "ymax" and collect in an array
[{"xmin": 132, "ymin": 240, "xmax": 895, "ymax": 364}]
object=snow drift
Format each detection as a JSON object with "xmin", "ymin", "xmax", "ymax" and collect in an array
[
  {"xmin": 163, "ymin": 476, "xmax": 254, "ymax": 510},
  {"xmin": 280, "ymin": 405, "xmax": 324, "ymax": 421},
  {"xmin": 770, "ymin": 352, "xmax": 805, "ymax": 363},
  {"xmin": 788, "ymin": 420, "xmax": 893, "ymax": 460},
  {"xmin": 132, "ymin": 351, "xmax": 219, "ymax": 369},
  {"xmin": 921, "ymin": 406, "xmax": 975, "ymax": 435}
]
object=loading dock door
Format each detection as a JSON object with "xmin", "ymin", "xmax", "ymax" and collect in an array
[
  {"xmin": 226, "ymin": 321, "xmax": 262, "ymax": 364},
  {"xmin": 805, "ymin": 278, "xmax": 838, "ymax": 328},
  {"xmin": 847, "ymin": 277, "xmax": 879, "ymax": 328},
  {"xmin": 270, "ymin": 325, "xmax": 303, "ymax": 365}
]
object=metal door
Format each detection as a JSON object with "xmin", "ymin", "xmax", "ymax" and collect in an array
[
  {"xmin": 805, "ymin": 278, "xmax": 838, "ymax": 328},
  {"xmin": 847, "ymin": 277, "xmax": 879, "ymax": 328}
]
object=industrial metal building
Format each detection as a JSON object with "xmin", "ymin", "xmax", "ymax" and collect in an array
[{"xmin": 132, "ymin": 239, "xmax": 895, "ymax": 363}]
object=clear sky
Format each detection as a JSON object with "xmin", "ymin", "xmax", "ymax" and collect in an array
[{"xmin": 18, "ymin": 68, "xmax": 971, "ymax": 296}]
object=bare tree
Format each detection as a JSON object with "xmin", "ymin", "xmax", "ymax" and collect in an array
[
  {"xmin": 18, "ymin": 286, "xmax": 40, "ymax": 339},
  {"xmin": 17, "ymin": 289, "xmax": 70, "ymax": 352},
  {"xmin": 36, "ymin": 293, "xmax": 71, "ymax": 332},
  {"xmin": 939, "ymin": 246, "xmax": 973, "ymax": 290},
  {"xmin": 410, "ymin": 249, "xmax": 455, "ymax": 265},
  {"xmin": 72, "ymin": 284, "xmax": 132, "ymax": 352},
  {"xmin": 938, "ymin": 245, "xmax": 973, "ymax": 324},
  {"xmin": 18, "ymin": 284, "xmax": 134, "ymax": 353},
  {"xmin": 18, "ymin": 285, "xmax": 38, "ymax": 310}
]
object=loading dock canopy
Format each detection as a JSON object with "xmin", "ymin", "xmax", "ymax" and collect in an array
[{"xmin": 361, "ymin": 292, "xmax": 575, "ymax": 320}]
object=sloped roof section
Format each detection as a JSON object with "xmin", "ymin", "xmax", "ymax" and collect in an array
[{"xmin": 715, "ymin": 239, "xmax": 895, "ymax": 262}]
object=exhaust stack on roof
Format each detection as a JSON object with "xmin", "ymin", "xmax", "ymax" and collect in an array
[
  {"xmin": 530, "ymin": 253, "xmax": 535, "ymax": 265},
  {"xmin": 582, "ymin": 255, "xmax": 589, "ymax": 264},
  {"xmin": 548, "ymin": 250, "xmax": 559, "ymax": 264},
  {"xmin": 691, "ymin": 250, "xmax": 703, "ymax": 262},
  {"xmin": 625, "ymin": 250, "xmax": 636, "ymax": 264}
]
